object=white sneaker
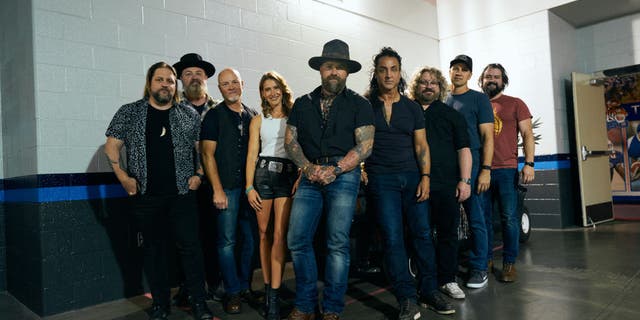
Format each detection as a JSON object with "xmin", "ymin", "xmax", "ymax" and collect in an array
[{"xmin": 440, "ymin": 282, "xmax": 466, "ymax": 299}]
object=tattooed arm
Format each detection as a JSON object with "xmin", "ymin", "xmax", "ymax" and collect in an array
[
  {"xmin": 336, "ymin": 125, "xmax": 375, "ymax": 172},
  {"xmin": 285, "ymin": 124, "xmax": 322, "ymax": 182},
  {"xmin": 414, "ymin": 128, "xmax": 431, "ymax": 202}
]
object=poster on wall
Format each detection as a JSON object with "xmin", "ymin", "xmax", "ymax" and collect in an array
[{"xmin": 605, "ymin": 74, "xmax": 640, "ymax": 193}]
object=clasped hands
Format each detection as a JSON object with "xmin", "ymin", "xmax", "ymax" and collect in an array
[{"xmin": 304, "ymin": 164, "xmax": 338, "ymax": 185}]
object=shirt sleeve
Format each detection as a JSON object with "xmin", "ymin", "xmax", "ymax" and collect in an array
[
  {"xmin": 515, "ymin": 97, "xmax": 533, "ymax": 121},
  {"xmin": 287, "ymin": 98, "xmax": 301, "ymax": 127},
  {"xmin": 200, "ymin": 108, "xmax": 219, "ymax": 141},
  {"xmin": 105, "ymin": 104, "xmax": 130, "ymax": 140},
  {"xmin": 354, "ymin": 96, "xmax": 374, "ymax": 128},
  {"xmin": 477, "ymin": 93, "xmax": 495, "ymax": 125},
  {"xmin": 410, "ymin": 99, "xmax": 425, "ymax": 130},
  {"xmin": 452, "ymin": 109, "xmax": 471, "ymax": 150}
]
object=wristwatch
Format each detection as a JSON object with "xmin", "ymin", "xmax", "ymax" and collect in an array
[
  {"xmin": 524, "ymin": 162, "xmax": 535, "ymax": 168},
  {"xmin": 481, "ymin": 165, "xmax": 492, "ymax": 171},
  {"xmin": 334, "ymin": 165, "xmax": 344, "ymax": 176},
  {"xmin": 460, "ymin": 178, "xmax": 471, "ymax": 185}
]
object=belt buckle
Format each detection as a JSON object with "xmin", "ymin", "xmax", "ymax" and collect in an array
[{"xmin": 268, "ymin": 161, "xmax": 283, "ymax": 173}]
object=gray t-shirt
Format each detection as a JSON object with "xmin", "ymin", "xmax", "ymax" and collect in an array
[{"xmin": 445, "ymin": 89, "xmax": 494, "ymax": 151}]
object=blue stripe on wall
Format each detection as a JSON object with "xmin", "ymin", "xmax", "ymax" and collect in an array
[{"xmin": 1, "ymin": 184, "xmax": 127, "ymax": 202}]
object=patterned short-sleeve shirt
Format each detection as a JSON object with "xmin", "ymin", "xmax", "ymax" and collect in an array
[{"xmin": 105, "ymin": 98, "xmax": 201, "ymax": 195}]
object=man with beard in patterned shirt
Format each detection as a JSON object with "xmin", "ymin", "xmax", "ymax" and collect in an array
[{"xmin": 105, "ymin": 62, "xmax": 213, "ymax": 320}]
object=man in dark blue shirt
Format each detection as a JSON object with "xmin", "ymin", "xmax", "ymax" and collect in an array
[
  {"xmin": 445, "ymin": 55, "xmax": 494, "ymax": 289},
  {"xmin": 200, "ymin": 68, "xmax": 258, "ymax": 315},
  {"xmin": 284, "ymin": 39, "xmax": 374, "ymax": 320}
]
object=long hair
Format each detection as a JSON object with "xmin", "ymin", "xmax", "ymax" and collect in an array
[
  {"xmin": 364, "ymin": 47, "xmax": 407, "ymax": 98},
  {"xmin": 478, "ymin": 63, "xmax": 509, "ymax": 88},
  {"xmin": 258, "ymin": 71, "xmax": 294, "ymax": 117},
  {"xmin": 409, "ymin": 67, "xmax": 449, "ymax": 102},
  {"xmin": 143, "ymin": 61, "xmax": 180, "ymax": 104}
]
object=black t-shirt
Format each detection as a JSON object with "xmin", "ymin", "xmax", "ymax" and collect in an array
[
  {"xmin": 287, "ymin": 86, "xmax": 374, "ymax": 161},
  {"xmin": 365, "ymin": 95, "xmax": 425, "ymax": 174},
  {"xmin": 422, "ymin": 99, "xmax": 470, "ymax": 191},
  {"xmin": 200, "ymin": 102, "xmax": 257, "ymax": 189},
  {"xmin": 145, "ymin": 105, "xmax": 178, "ymax": 195}
]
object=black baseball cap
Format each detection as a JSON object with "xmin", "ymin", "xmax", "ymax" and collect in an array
[{"xmin": 450, "ymin": 54, "xmax": 473, "ymax": 71}]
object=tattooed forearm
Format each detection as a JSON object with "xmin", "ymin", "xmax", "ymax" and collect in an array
[
  {"xmin": 414, "ymin": 129, "xmax": 431, "ymax": 175},
  {"xmin": 337, "ymin": 125, "xmax": 374, "ymax": 172},
  {"xmin": 285, "ymin": 125, "xmax": 312, "ymax": 171}
]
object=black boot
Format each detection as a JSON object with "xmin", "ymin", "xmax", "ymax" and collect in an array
[
  {"xmin": 266, "ymin": 287, "xmax": 280, "ymax": 320},
  {"xmin": 262, "ymin": 284, "xmax": 271, "ymax": 317}
]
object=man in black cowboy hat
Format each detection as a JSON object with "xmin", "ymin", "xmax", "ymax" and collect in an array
[
  {"xmin": 284, "ymin": 39, "xmax": 374, "ymax": 320},
  {"xmin": 174, "ymin": 53, "xmax": 218, "ymax": 116},
  {"xmin": 171, "ymin": 53, "xmax": 223, "ymax": 307}
]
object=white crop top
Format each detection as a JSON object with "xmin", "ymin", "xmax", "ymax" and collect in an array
[{"xmin": 259, "ymin": 114, "xmax": 289, "ymax": 159}]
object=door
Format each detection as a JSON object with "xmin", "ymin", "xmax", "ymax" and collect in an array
[{"xmin": 572, "ymin": 72, "xmax": 614, "ymax": 226}]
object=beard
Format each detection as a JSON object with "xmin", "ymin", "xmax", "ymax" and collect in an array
[
  {"xmin": 416, "ymin": 88, "xmax": 438, "ymax": 105},
  {"xmin": 321, "ymin": 75, "xmax": 346, "ymax": 95},
  {"xmin": 151, "ymin": 88, "xmax": 173, "ymax": 105},
  {"xmin": 184, "ymin": 80, "xmax": 207, "ymax": 101},
  {"xmin": 482, "ymin": 82, "xmax": 504, "ymax": 98}
]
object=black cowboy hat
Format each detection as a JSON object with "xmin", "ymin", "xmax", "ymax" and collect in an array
[
  {"xmin": 308, "ymin": 39, "xmax": 361, "ymax": 73},
  {"xmin": 173, "ymin": 53, "xmax": 216, "ymax": 78}
]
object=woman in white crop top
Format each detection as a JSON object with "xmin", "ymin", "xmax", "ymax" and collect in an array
[{"xmin": 245, "ymin": 71, "xmax": 298, "ymax": 320}]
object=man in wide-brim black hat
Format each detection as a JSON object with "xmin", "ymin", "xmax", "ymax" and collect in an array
[
  {"xmin": 283, "ymin": 39, "xmax": 375, "ymax": 320},
  {"xmin": 173, "ymin": 53, "xmax": 218, "ymax": 115}
]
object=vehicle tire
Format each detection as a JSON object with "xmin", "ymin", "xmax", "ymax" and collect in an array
[{"xmin": 519, "ymin": 206, "xmax": 531, "ymax": 243}]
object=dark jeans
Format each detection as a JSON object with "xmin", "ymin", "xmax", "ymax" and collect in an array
[
  {"xmin": 429, "ymin": 187, "xmax": 461, "ymax": 286},
  {"xmin": 287, "ymin": 168, "xmax": 360, "ymax": 314},
  {"xmin": 483, "ymin": 168, "xmax": 520, "ymax": 264},
  {"xmin": 368, "ymin": 172, "xmax": 436, "ymax": 300},
  {"xmin": 215, "ymin": 188, "xmax": 256, "ymax": 295},
  {"xmin": 465, "ymin": 151, "xmax": 488, "ymax": 271},
  {"xmin": 175, "ymin": 183, "xmax": 221, "ymax": 292},
  {"xmin": 131, "ymin": 191, "xmax": 207, "ymax": 306}
]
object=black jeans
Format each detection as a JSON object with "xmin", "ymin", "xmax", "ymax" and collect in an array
[
  {"xmin": 429, "ymin": 188, "xmax": 461, "ymax": 286},
  {"xmin": 132, "ymin": 191, "xmax": 207, "ymax": 306}
]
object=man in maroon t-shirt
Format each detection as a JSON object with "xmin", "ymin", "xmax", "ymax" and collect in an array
[{"xmin": 479, "ymin": 63, "xmax": 535, "ymax": 282}]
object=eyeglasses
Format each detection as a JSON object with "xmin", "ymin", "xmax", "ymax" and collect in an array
[{"xmin": 417, "ymin": 80, "xmax": 439, "ymax": 87}]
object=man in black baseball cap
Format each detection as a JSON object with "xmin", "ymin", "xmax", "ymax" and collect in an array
[
  {"xmin": 450, "ymin": 54, "xmax": 473, "ymax": 72},
  {"xmin": 446, "ymin": 54, "xmax": 495, "ymax": 290}
]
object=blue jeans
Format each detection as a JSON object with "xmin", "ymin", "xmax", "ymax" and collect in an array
[
  {"xmin": 465, "ymin": 151, "xmax": 488, "ymax": 271},
  {"xmin": 368, "ymin": 172, "xmax": 436, "ymax": 301},
  {"xmin": 287, "ymin": 168, "xmax": 361, "ymax": 314},
  {"xmin": 215, "ymin": 188, "xmax": 256, "ymax": 295},
  {"xmin": 484, "ymin": 168, "xmax": 519, "ymax": 264}
]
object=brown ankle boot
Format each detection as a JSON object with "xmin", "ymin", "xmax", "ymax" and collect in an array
[{"xmin": 500, "ymin": 263, "xmax": 517, "ymax": 282}]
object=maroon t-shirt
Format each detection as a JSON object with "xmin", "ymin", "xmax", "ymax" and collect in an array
[{"xmin": 491, "ymin": 94, "xmax": 532, "ymax": 169}]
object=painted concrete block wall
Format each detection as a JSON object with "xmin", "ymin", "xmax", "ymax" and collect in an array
[
  {"xmin": 439, "ymin": 11, "xmax": 559, "ymax": 155},
  {"xmin": 549, "ymin": 12, "xmax": 577, "ymax": 155},
  {"xmin": 576, "ymin": 12, "xmax": 640, "ymax": 73},
  {"xmin": 1, "ymin": 0, "xmax": 38, "ymax": 178},
  {"xmin": 32, "ymin": 0, "xmax": 439, "ymax": 175},
  {"xmin": 436, "ymin": 0, "xmax": 574, "ymax": 39}
]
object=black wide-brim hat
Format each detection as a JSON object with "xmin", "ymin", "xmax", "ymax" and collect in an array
[
  {"xmin": 308, "ymin": 39, "xmax": 361, "ymax": 73},
  {"xmin": 173, "ymin": 53, "xmax": 216, "ymax": 78}
]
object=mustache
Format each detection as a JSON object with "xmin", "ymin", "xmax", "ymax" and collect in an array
[{"xmin": 486, "ymin": 82, "xmax": 498, "ymax": 87}]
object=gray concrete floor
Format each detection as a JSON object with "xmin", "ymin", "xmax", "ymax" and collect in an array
[{"xmin": 2, "ymin": 221, "xmax": 640, "ymax": 320}]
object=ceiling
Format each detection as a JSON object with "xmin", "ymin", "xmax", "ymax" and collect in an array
[{"xmin": 550, "ymin": 0, "xmax": 640, "ymax": 27}]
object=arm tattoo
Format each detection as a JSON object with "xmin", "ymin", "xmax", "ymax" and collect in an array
[
  {"xmin": 285, "ymin": 125, "xmax": 311, "ymax": 170},
  {"xmin": 337, "ymin": 125, "xmax": 374, "ymax": 172}
]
